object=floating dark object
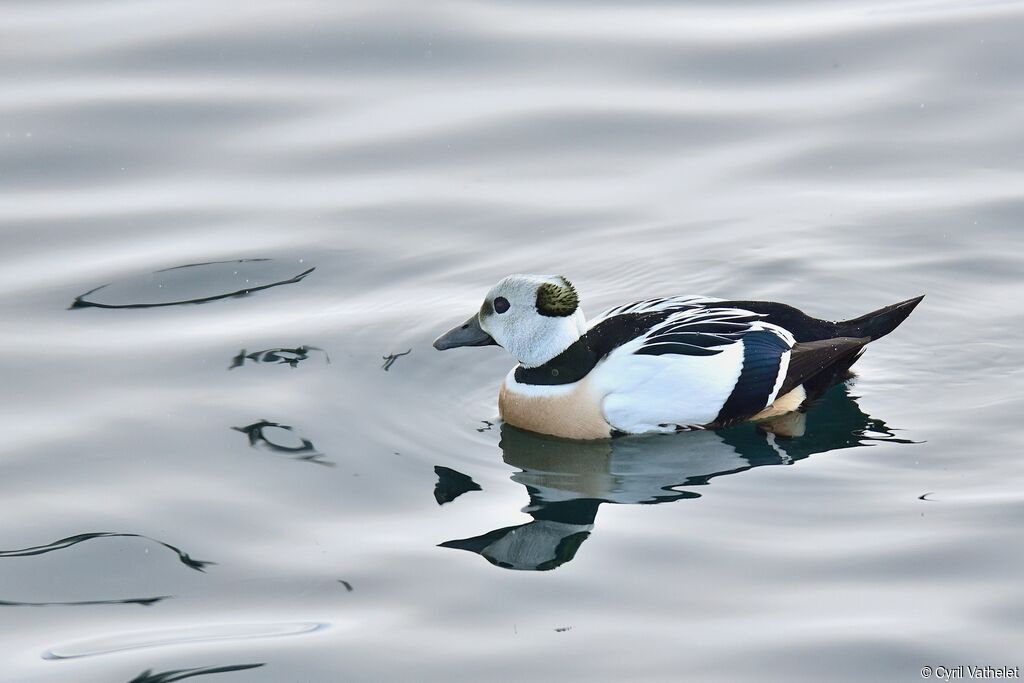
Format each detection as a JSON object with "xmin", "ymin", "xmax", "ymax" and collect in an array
[
  {"xmin": 0, "ymin": 596, "xmax": 169, "ymax": 608},
  {"xmin": 919, "ymin": 492, "xmax": 937, "ymax": 501},
  {"xmin": 232, "ymin": 420, "xmax": 331, "ymax": 466},
  {"xmin": 229, "ymin": 345, "xmax": 330, "ymax": 369},
  {"xmin": 338, "ymin": 580, "xmax": 353, "ymax": 592},
  {"xmin": 70, "ymin": 258, "xmax": 315, "ymax": 310},
  {"xmin": 0, "ymin": 532, "xmax": 213, "ymax": 572},
  {"xmin": 554, "ymin": 626, "xmax": 572, "ymax": 633},
  {"xmin": 127, "ymin": 664, "xmax": 265, "ymax": 683},
  {"xmin": 382, "ymin": 348, "xmax": 411, "ymax": 371},
  {"xmin": 476, "ymin": 420, "xmax": 494, "ymax": 433},
  {"xmin": 433, "ymin": 465, "xmax": 482, "ymax": 505}
]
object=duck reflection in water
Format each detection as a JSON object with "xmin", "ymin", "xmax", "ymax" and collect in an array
[{"xmin": 441, "ymin": 381, "xmax": 913, "ymax": 571}]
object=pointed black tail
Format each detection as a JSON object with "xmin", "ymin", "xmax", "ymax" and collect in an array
[{"xmin": 837, "ymin": 295, "xmax": 924, "ymax": 341}]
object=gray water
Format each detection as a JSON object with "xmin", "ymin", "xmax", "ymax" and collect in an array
[{"xmin": 2, "ymin": 1, "xmax": 1023, "ymax": 681}]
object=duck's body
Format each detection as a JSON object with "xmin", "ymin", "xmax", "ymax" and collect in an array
[{"xmin": 434, "ymin": 276, "xmax": 922, "ymax": 440}]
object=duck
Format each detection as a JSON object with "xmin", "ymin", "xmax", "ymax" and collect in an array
[{"xmin": 433, "ymin": 274, "xmax": 923, "ymax": 440}]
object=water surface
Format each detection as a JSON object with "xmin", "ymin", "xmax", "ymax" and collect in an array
[{"xmin": 2, "ymin": 1, "xmax": 1023, "ymax": 680}]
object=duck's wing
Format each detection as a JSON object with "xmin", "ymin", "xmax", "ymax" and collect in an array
[
  {"xmin": 586, "ymin": 305, "xmax": 792, "ymax": 431},
  {"xmin": 583, "ymin": 301, "xmax": 877, "ymax": 433},
  {"xmin": 592, "ymin": 303, "xmax": 869, "ymax": 431},
  {"xmin": 587, "ymin": 295, "xmax": 721, "ymax": 329}
]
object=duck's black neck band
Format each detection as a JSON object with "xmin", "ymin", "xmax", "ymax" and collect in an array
[
  {"xmin": 513, "ymin": 311, "xmax": 676, "ymax": 386},
  {"xmin": 514, "ymin": 337, "xmax": 599, "ymax": 385}
]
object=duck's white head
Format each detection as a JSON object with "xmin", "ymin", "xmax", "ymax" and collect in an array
[{"xmin": 433, "ymin": 274, "xmax": 586, "ymax": 368}]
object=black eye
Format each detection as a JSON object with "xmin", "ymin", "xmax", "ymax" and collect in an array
[{"xmin": 493, "ymin": 296, "xmax": 510, "ymax": 314}]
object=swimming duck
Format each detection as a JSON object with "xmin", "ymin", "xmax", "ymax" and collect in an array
[{"xmin": 433, "ymin": 275, "xmax": 922, "ymax": 440}]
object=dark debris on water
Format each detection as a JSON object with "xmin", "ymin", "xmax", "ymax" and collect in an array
[
  {"xmin": 232, "ymin": 420, "xmax": 333, "ymax": 467},
  {"xmin": 229, "ymin": 345, "xmax": 330, "ymax": 369},
  {"xmin": 382, "ymin": 348, "xmax": 411, "ymax": 371}
]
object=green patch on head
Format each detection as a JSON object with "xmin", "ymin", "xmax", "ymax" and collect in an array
[{"xmin": 536, "ymin": 276, "xmax": 579, "ymax": 317}]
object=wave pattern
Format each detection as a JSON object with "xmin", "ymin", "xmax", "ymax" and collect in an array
[
  {"xmin": 0, "ymin": 0, "xmax": 1022, "ymax": 681},
  {"xmin": 0, "ymin": 533, "xmax": 213, "ymax": 572}
]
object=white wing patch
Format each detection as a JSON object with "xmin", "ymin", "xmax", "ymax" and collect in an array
[
  {"xmin": 596, "ymin": 338, "xmax": 745, "ymax": 433},
  {"xmin": 635, "ymin": 306, "xmax": 770, "ymax": 357},
  {"xmin": 588, "ymin": 295, "xmax": 720, "ymax": 328},
  {"xmin": 590, "ymin": 306, "xmax": 796, "ymax": 433}
]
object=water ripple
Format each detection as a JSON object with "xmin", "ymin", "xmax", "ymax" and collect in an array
[
  {"xmin": 70, "ymin": 259, "xmax": 315, "ymax": 309},
  {"xmin": 127, "ymin": 664, "xmax": 265, "ymax": 683},
  {"xmin": 0, "ymin": 0, "xmax": 1021, "ymax": 678},
  {"xmin": 0, "ymin": 596, "xmax": 169, "ymax": 608},
  {"xmin": 0, "ymin": 533, "xmax": 213, "ymax": 572},
  {"xmin": 44, "ymin": 622, "xmax": 326, "ymax": 660}
]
